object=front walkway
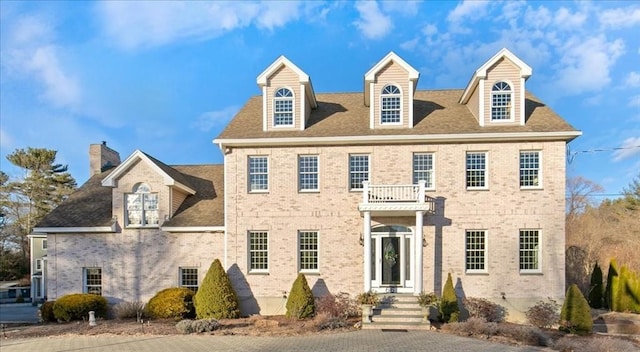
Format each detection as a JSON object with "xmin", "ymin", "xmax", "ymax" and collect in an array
[{"xmin": 1, "ymin": 330, "xmax": 547, "ymax": 352}]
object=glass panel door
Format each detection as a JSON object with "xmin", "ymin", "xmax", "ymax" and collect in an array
[{"xmin": 382, "ymin": 237, "xmax": 401, "ymax": 285}]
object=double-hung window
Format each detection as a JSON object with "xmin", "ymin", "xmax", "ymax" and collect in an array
[
  {"xmin": 465, "ymin": 230, "xmax": 487, "ymax": 273},
  {"xmin": 248, "ymin": 156, "xmax": 269, "ymax": 192},
  {"xmin": 249, "ymin": 231, "xmax": 269, "ymax": 273},
  {"xmin": 519, "ymin": 229, "xmax": 541, "ymax": 273},
  {"xmin": 36, "ymin": 259, "xmax": 42, "ymax": 271},
  {"xmin": 413, "ymin": 153, "xmax": 434, "ymax": 189},
  {"xmin": 299, "ymin": 231, "xmax": 319, "ymax": 272},
  {"xmin": 84, "ymin": 267, "xmax": 102, "ymax": 295},
  {"xmin": 381, "ymin": 85, "xmax": 401, "ymax": 124},
  {"xmin": 42, "ymin": 239, "xmax": 47, "ymax": 250},
  {"xmin": 179, "ymin": 267, "xmax": 198, "ymax": 292},
  {"xmin": 126, "ymin": 183, "xmax": 159, "ymax": 227},
  {"xmin": 349, "ymin": 154, "xmax": 369, "ymax": 190},
  {"xmin": 491, "ymin": 81, "xmax": 512, "ymax": 121},
  {"xmin": 298, "ymin": 155, "xmax": 319, "ymax": 192},
  {"xmin": 520, "ymin": 151, "xmax": 541, "ymax": 188},
  {"xmin": 274, "ymin": 88, "xmax": 294, "ymax": 126},
  {"xmin": 466, "ymin": 152, "xmax": 487, "ymax": 189}
]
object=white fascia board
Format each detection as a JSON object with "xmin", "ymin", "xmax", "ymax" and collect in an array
[
  {"xmin": 215, "ymin": 131, "xmax": 582, "ymax": 148},
  {"xmin": 33, "ymin": 225, "xmax": 117, "ymax": 233},
  {"xmin": 161, "ymin": 226, "xmax": 225, "ymax": 233},
  {"xmin": 364, "ymin": 52, "xmax": 420, "ymax": 105},
  {"xmin": 27, "ymin": 234, "xmax": 48, "ymax": 238}
]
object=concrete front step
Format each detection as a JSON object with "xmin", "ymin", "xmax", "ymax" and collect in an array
[
  {"xmin": 373, "ymin": 314, "xmax": 424, "ymax": 324},
  {"xmin": 362, "ymin": 294, "xmax": 428, "ymax": 330},
  {"xmin": 376, "ymin": 307, "xmax": 422, "ymax": 316},
  {"xmin": 361, "ymin": 321, "xmax": 430, "ymax": 330}
]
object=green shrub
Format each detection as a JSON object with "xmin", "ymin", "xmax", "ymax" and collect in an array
[
  {"xmin": 588, "ymin": 262, "xmax": 604, "ymax": 309},
  {"xmin": 193, "ymin": 259, "xmax": 240, "ymax": 319},
  {"xmin": 525, "ymin": 299, "xmax": 560, "ymax": 329},
  {"xmin": 560, "ymin": 284, "xmax": 593, "ymax": 335},
  {"xmin": 439, "ymin": 273, "xmax": 459, "ymax": 323},
  {"xmin": 40, "ymin": 301, "xmax": 56, "ymax": 322},
  {"xmin": 53, "ymin": 293, "xmax": 108, "ymax": 322},
  {"xmin": 286, "ymin": 273, "xmax": 315, "ymax": 319},
  {"xmin": 615, "ymin": 266, "xmax": 640, "ymax": 313},
  {"xmin": 146, "ymin": 288, "xmax": 195, "ymax": 320},
  {"xmin": 604, "ymin": 259, "xmax": 618, "ymax": 309}
]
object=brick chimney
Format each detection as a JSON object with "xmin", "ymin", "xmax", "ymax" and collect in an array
[{"xmin": 89, "ymin": 141, "xmax": 120, "ymax": 176}]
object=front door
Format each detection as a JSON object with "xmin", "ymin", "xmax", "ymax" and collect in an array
[{"xmin": 371, "ymin": 226, "xmax": 414, "ymax": 293}]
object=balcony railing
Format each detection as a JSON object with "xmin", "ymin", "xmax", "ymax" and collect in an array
[{"xmin": 362, "ymin": 181, "xmax": 435, "ymax": 212}]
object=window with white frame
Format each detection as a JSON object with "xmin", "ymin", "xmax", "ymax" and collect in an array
[
  {"xmin": 179, "ymin": 267, "xmax": 198, "ymax": 292},
  {"xmin": 298, "ymin": 155, "xmax": 319, "ymax": 191},
  {"xmin": 465, "ymin": 230, "xmax": 487, "ymax": 272},
  {"xmin": 42, "ymin": 239, "xmax": 47, "ymax": 250},
  {"xmin": 274, "ymin": 88, "xmax": 294, "ymax": 126},
  {"xmin": 491, "ymin": 81, "xmax": 512, "ymax": 121},
  {"xmin": 381, "ymin": 85, "xmax": 401, "ymax": 124},
  {"xmin": 520, "ymin": 151, "xmax": 541, "ymax": 188},
  {"xmin": 125, "ymin": 183, "xmax": 159, "ymax": 227},
  {"xmin": 349, "ymin": 154, "xmax": 369, "ymax": 190},
  {"xmin": 248, "ymin": 156, "xmax": 269, "ymax": 192},
  {"xmin": 249, "ymin": 231, "xmax": 269, "ymax": 272},
  {"xmin": 84, "ymin": 267, "xmax": 102, "ymax": 295},
  {"xmin": 466, "ymin": 152, "xmax": 487, "ymax": 189},
  {"xmin": 36, "ymin": 259, "xmax": 42, "ymax": 271},
  {"xmin": 519, "ymin": 229, "xmax": 541, "ymax": 272},
  {"xmin": 299, "ymin": 231, "xmax": 319, "ymax": 272},
  {"xmin": 413, "ymin": 153, "xmax": 434, "ymax": 188}
]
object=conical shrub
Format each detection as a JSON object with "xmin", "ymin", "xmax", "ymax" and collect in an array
[
  {"xmin": 560, "ymin": 284, "xmax": 593, "ymax": 335},
  {"xmin": 194, "ymin": 259, "xmax": 240, "ymax": 319},
  {"xmin": 588, "ymin": 262, "xmax": 604, "ymax": 309},
  {"xmin": 285, "ymin": 273, "xmax": 315, "ymax": 319},
  {"xmin": 605, "ymin": 259, "xmax": 619, "ymax": 310},
  {"xmin": 439, "ymin": 273, "xmax": 459, "ymax": 323}
]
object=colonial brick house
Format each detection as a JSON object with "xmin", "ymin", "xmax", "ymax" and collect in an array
[{"xmin": 33, "ymin": 48, "xmax": 580, "ymax": 322}]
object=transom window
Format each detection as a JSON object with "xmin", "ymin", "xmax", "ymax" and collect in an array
[
  {"xmin": 179, "ymin": 267, "xmax": 198, "ymax": 292},
  {"xmin": 491, "ymin": 81, "xmax": 512, "ymax": 121},
  {"xmin": 249, "ymin": 231, "xmax": 269, "ymax": 272},
  {"xmin": 299, "ymin": 231, "xmax": 319, "ymax": 272},
  {"xmin": 520, "ymin": 151, "xmax": 541, "ymax": 188},
  {"xmin": 465, "ymin": 230, "xmax": 487, "ymax": 273},
  {"xmin": 519, "ymin": 229, "xmax": 541, "ymax": 272},
  {"xmin": 349, "ymin": 154, "xmax": 369, "ymax": 190},
  {"xmin": 381, "ymin": 85, "xmax": 401, "ymax": 124},
  {"xmin": 298, "ymin": 155, "xmax": 319, "ymax": 192},
  {"xmin": 84, "ymin": 267, "xmax": 102, "ymax": 295},
  {"xmin": 126, "ymin": 183, "xmax": 159, "ymax": 227},
  {"xmin": 466, "ymin": 152, "xmax": 487, "ymax": 189},
  {"xmin": 274, "ymin": 88, "xmax": 294, "ymax": 126},
  {"xmin": 413, "ymin": 153, "xmax": 434, "ymax": 189},
  {"xmin": 248, "ymin": 156, "xmax": 269, "ymax": 192}
]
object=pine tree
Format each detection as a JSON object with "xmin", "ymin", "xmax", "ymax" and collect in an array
[
  {"xmin": 439, "ymin": 273, "xmax": 459, "ymax": 323},
  {"xmin": 588, "ymin": 262, "xmax": 604, "ymax": 309},
  {"xmin": 193, "ymin": 259, "xmax": 240, "ymax": 319},
  {"xmin": 285, "ymin": 273, "xmax": 315, "ymax": 319},
  {"xmin": 560, "ymin": 284, "xmax": 593, "ymax": 335},
  {"xmin": 604, "ymin": 259, "xmax": 619, "ymax": 310}
]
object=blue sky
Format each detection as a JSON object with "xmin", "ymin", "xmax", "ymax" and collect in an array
[{"xmin": 1, "ymin": 1, "xmax": 639, "ymax": 198}]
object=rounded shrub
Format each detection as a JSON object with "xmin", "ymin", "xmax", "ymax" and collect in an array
[
  {"xmin": 146, "ymin": 287, "xmax": 195, "ymax": 320},
  {"xmin": 286, "ymin": 273, "xmax": 315, "ymax": 319},
  {"xmin": 560, "ymin": 284, "xmax": 593, "ymax": 335},
  {"xmin": 440, "ymin": 273, "xmax": 459, "ymax": 323},
  {"xmin": 40, "ymin": 301, "xmax": 56, "ymax": 322},
  {"xmin": 53, "ymin": 293, "xmax": 108, "ymax": 322},
  {"xmin": 193, "ymin": 259, "xmax": 240, "ymax": 319}
]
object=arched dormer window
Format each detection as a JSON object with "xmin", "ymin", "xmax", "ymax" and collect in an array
[
  {"xmin": 381, "ymin": 84, "xmax": 401, "ymax": 124},
  {"xmin": 125, "ymin": 182, "xmax": 159, "ymax": 227},
  {"xmin": 491, "ymin": 81, "xmax": 512, "ymax": 121},
  {"xmin": 273, "ymin": 88, "xmax": 294, "ymax": 126}
]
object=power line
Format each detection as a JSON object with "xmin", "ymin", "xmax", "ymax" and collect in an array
[{"xmin": 567, "ymin": 145, "xmax": 640, "ymax": 164}]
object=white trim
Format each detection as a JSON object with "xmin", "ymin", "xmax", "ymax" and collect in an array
[
  {"xmin": 161, "ymin": 226, "xmax": 225, "ymax": 232},
  {"xmin": 272, "ymin": 87, "xmax": 295, "ymax": 128},
  {"xmin": 489, "ymin": 80, "xmax": 516, "ymax": 123},
  {"xmin": 33, "ymin": 224, "xmax": 116, "ymax": 233},
  {"xmin": 215, "ymin": 131, "xmax": 582, "ymax": 148},
  {"xmin": 364, "ymin": 52, "xmax": 419, "ymax": 107},
  {"xmin": 519, "ymin": 229, "xmax": 543, "ymax": 274},
  {"xmin": 464, "ymin": 229, "xmax": 488, "ymax": 274},
  {"xmin": 519, "ymin": 150, "xmax": 543, "ymax": 190},
  {"xmin": 379, "ymin": 83, "xmax": 403, "ymax": 126},
  {"xmin": 256, "ymin": 55, "xmax": 317, "ymax": 108},
  {"xmin": 408, "ymin": 81, "xmax": 414, "ymax": 127},
  {"xmin": 248, "ymin": 155, "xmax": 269, "ymax": 193},
  {"xmin": 520, "ymin": 77, "xmax": 526, "ymax": 125},
  {"xmin": 300, "ymin": 83, "xmax": 306, "ymax": 131},
  {"xmin": 465, "ymin": 151, "xmax": 489, "ymax": 190},
  {"xmin": 262, "ymin": 86, "xmax": 268, "ymax": 131},
  {"xmin": 298, "ymin": 154, "xmax": 320, "ymax": 192},
  {"xmin": 369, "ymin": 82, "xmax": 375, "ymax": 128},
  {"xmin": 223, "ymin": 153, "xmax": 229, "ymax": 269},
  {"xmin": 478, "ymin": 79, "xmax": 485, "ymax": 126},
  {"xmin": 297, "ymin": 230, "xmax": 320, "ymax": 273}
]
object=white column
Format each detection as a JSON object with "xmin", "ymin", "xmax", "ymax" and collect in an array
[
  {"xmin": 363, "ymin": 211, "xmax": 372, "ymax": 292},
  {"xmin": 414, "ymin": 211, "xmax": 424, "ymax": 295}
]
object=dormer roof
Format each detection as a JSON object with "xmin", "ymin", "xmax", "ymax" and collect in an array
[
  {"xmin": 460, "ymin": 48, "xmax": 532, "ymax": 104},
  {"xmin": 364, "ymin": 52, "xmax": 420, "ymax": 106},
  {"xmin": 256, "ymin": 55, "xmax": 317, "ymax": 109},
  {"xmin": 102, "ymin": 150, "xmax": 196, "ymax": 195}
]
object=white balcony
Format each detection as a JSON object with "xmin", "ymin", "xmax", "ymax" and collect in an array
[{"xmin": 358, "ymin": 181, "xmax": 435, "ymax": 216}]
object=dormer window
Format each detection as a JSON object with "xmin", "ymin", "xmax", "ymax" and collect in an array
[
  {"xmin": 274, "ymin": 88, "xmax": 294, "ymax": 126},
  {"xmin": 381, "ymin": 85, "xmax": 401, "ymax": 124},
  {"xmin": 491, "ymin": 81, "xmax": 513, "ymax": 121},
  {"xmin": 126, "ymin": 182, "xmax": 159, "ymax": 227}
]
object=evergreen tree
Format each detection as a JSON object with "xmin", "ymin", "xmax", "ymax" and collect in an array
[
  {"xmin": 560, "ymin": 284, "xmax": 593, "ymax": 335},
  {"xmin": 285, "ymin": 273, "xmax": 315, "ymax": 319},
  {"xmin": 604, "ymin": 259, "xmax": 619, "ymax": 310},
  {"xmin": 588, "ymin": 262, "xmax": 604, "ymax": 309},
  {"xmin": 193, "ymin": 259, "xmax": 240, "ymax": 319},
  {"xmin": 439, "ymin": 273, "xmax": 459, "ymax": 323}
]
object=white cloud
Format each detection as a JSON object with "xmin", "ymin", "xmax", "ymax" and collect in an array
[
  {"xmin": 27, "ymin": 46, "xmax": 80, "ymax": 108},
  {"xmin": 192, "ymin": 106, "xmax": 240, "ymax": 132},
  {"xmin": 553, "ymin": 7, "xmax": 587, "ymax": 30},
  {"xmin": 353, "ymin": 1, "xmax": 393, "ymax": 39},
  {"xmin": 613, "ymin": 137, "xmax": 640, "ymax": 162},
  {"xmin": 447, "ymin": 0, "xmax": 491, "ymax": 24},
  {"xmin": 625, "ymin": 72, "xmax": 640, "ymax": 88},
  {"xmin": 381, "ymin": 1, "xmax": 421, "ymax": 16},
  {"xmin": 97, "ymin": 1, "xmax": 304, "ymax": 50},
  {"xmin": 400, "ymin": 37, "xmax": 420, "ymax": 51},
  {"xmin": 629, "ymin": 95, "xmax": 640, "ymax": 107},
  {"xmin": 599, "ymin": 7, "xmax": 640, "ymax": 29},
  {"xmin": 0, "ymin": 128, "xmax": 14, "ymax": 150}
]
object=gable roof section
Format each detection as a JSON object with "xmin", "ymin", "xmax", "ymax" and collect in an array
[
  {"xmin": 460, "ymin": 48, "xmax": 533, "ymax": 104},
  {"xmin": 257, "ymin": 55, "xmax": 317, "ymax": 109},
  {"xmin": 364, "ymin": 52, "xmax": 420, "ymax": 106},
  {"xmin": 102, "ymin": 150, "xmax": 196, "ymax": 195}
]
